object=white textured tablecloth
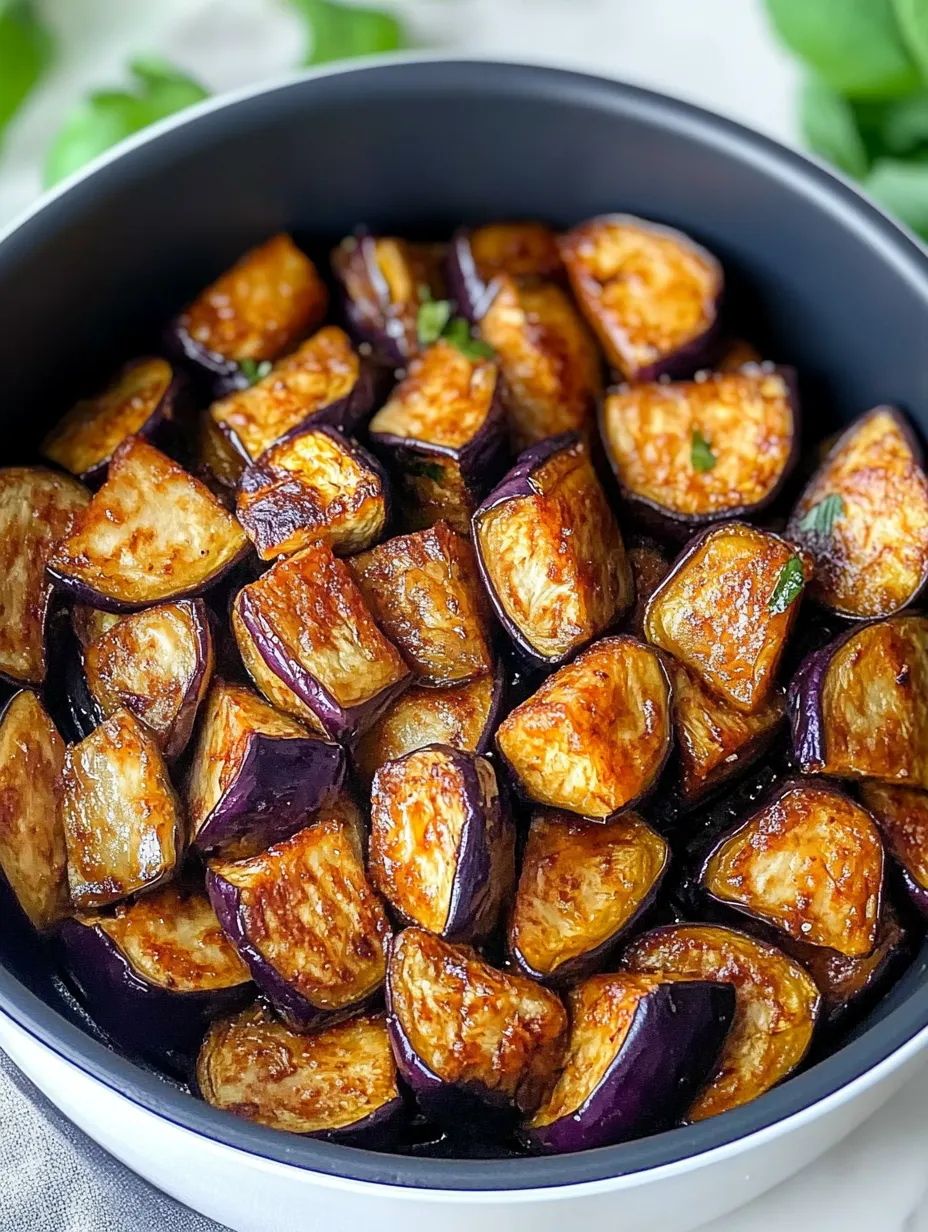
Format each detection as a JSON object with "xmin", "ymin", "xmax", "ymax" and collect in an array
[{"xmin": 3, "ymin": 3, "xmax": 928, "ymax": 1230}]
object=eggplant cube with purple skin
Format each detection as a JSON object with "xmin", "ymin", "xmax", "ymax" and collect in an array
[
  {"xmin": 559, "ymin": 214, "xmax": 723, "ymax": 382},
  {"xmin": 623, "ymin": 924, "xmax": 821, "ymax": 1121},
  {"xmin": 232, "ymin": 541, "xmax": 410, "ymax": 741},
  {"xmin": 207, "ymin": 812, "xmax": 392, "ymax": 1032},
  {"xmin": 447, "ymin": 221, "xmax": 565, "ymax": 323},
  {"xmin": 349, "ymin": 521, "xmax": 495, "ymax": 688},
  {"xmin": 496, "ymin": 635, "xmax": 672, "ymax": 820},
  {"xmin": 524, "ymin": 972, "xmax": 735, "ymax": 1153},
  {"xmin": 46, "ymin": 437, "xmax": 248, "ymax": 612},
  {"xmin": 59, "ymin": 885, "xmax": 253, "ymax": 1056},
  {"xmin": 645, "ymin": 522, "xmax": 811, "ymax": 714},
  {"xmin": 170, "ymin": 233, "xmax": 329, "ymax": 396},
  {"xmin": 0, "ymin": 690, "xmax": 70, "ymax": 931},
  {"xmin": 198, "ymin": 1005, "xmax": 404, "ymax": 1142},
  {"xmin": 82, "ymin": 598, "xmax": 214, "ymax": 761},
  {"xmin": 624, "ymin": 539, "xmax": 671, "ymax": 639},
  {"xmin": 236, "ymin": 426, "xmax": 388, "ymax": 561},
  {"xmin": 789, "ymin": 615, "xmax": 928, "ymax": 785},
  {"xmin": 700, "ymin": 780, "xmax": 884, "ymax": 957},
  {"xmin": 860, "ymin": 782, "xmax": 928, "ymax": 917},
  {"xmin": 473, "ymin": 434, "xmax": 633, "ymax": 667},
  {"xmin": 41, "ymin": 357, "xmax": 182, "ymax": 486},
  {"xmin": 208, "ymin": 326, "xmax": 376, "ymax": 469},
  {"xmin": 62, "ymin": 708, "xmax": 184, "ymax": 909},
  {"xmin": 600, "ymin": 369, "xmax": 798, "ymax": 538},
  {"xmin": 0, "ymin": 467, "xmax": 89, "ymax": 685},
  {"xmin": 370, "ymin": 746, "xmax": 515, "ymax": 943},
  {"xmin": 187, "ymin": 681, "xmax": 346, "ymax": 858},
  {"xmin": 508, "ymin": 810, "xmax": 669, "ymax": 985},
  {"xmin": 787, "ymin": 406, "xmax": 928, "ymax": 620},
  {"xmin": 386, "ymin": 927, "xmax": 568, "ymax": 1135}
]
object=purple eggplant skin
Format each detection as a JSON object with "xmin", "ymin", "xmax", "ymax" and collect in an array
[
  {"xmin": 446, "ymin": 228, "xmax": 498, "ymax": 324},
  {"xmin": 598, "ymin": 367, "xmax": 801, "ymax": 542},
  {"xmin": 523, "ymin": 979, "xmax": 735, "ymax": 1154},
  {"xmin": 787, "ymin": 626, "xmax": 854, "ymax": 776},
  {"xmin": 191, "ymin": 734, "xmax": 346, "ymax": 857},
  {"xmin": 58, "ymin": 917, "xmax": 253, "ymax": 1057}
]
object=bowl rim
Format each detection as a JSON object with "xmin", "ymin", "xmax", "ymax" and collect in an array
[{"xmin": 4, "ymin": 54, "xmax": 928, "ymax": 1193}]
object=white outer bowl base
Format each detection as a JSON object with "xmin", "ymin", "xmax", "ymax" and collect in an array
[{"xmin": 0, "ymin": 1009, "xmax": 926, "ymax": 1232}]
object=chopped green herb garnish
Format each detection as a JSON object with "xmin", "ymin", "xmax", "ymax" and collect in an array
[
  {"xmin": 442, "ymin": 316, "xmax": 495, "ymax": 360},
  {"xmin": 690, "ymin": 429, "xmax": 716, "ymax": 473},
  {"xmin": 768, "ymin": 555, "xmax": 806, "ymax": 615},
  {"xmin": 238, "ymin": 358, "xmax": 273, "ymax": 385},
  {"xmin": 407, "ymin": 458, "xmax": 446, "ymax": 484},
  {"xmin": 798, "ymin": 492, "xmax": 845, "ymax": 537},
  {"xmin": 416, "ymin": 298, "xmax": 452, "ymax": 347}
]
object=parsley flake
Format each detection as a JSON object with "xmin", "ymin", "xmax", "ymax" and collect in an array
[
  {"xmin": 416, "ymin": 298, "xmax": 452, "ymax": 347},
  {"xmin": 768, "ymin": 555, "xmax": 806, "ymax": 615},
  {"xmin": 798, "ymin": 492, "xmax": 845, "ymax": 538},
  {"xmin": 690, "ymin": 429, "xmax": 716, "ymax": 473},
  {"xmin": 238, "ymin": 358, "xmax": 273, "ymax": 386}
]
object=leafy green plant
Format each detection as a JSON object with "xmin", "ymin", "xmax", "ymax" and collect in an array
[
  {"xmin": 768, "ymin": 0, "xmax": 928, "ymax": 238},
  {"xmin": 0, "ymin": 1, "xmax": 52, "ymax": 147},
  {"xmin": 292, "ymin": 0, "xmax": 406, "ymax": 64}
]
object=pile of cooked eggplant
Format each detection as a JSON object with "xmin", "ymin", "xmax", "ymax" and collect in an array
[{"xmin": 1, "ymin": 216, "xmax": 928, "ymax": 1157}]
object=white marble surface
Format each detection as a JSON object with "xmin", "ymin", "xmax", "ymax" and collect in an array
[{"xmin": 1, "ymin": 1, "xmax": 927, "ymax": 1229}]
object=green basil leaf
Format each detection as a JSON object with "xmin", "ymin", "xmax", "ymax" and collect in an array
[
  {"xmin": 894, "ymin": 0, "xmax": 928, "ymax": 80},
  {"xmin": 690, "ymin": 429, "xmax": 716, "ymax": 473},
  {"xmin": 0, "ymin": 2, "xmax": 52, "ymax": 147},
  {"xmin": 801, "ymin": 77, "xmax": 870, "ymax": 177},
  {"xmin": 44, "ymin": 57, "xmax": 208, "ymax": 187},
  {"xmin": 290, "ymin": 0, "xmax": 405, "ymax": 66},
  {"xmin": 442, "ymin": 317, "xmax": 495, "ymax": 360},
  {"xmin": 866, "ymin": 156, "xmax": 928, "ymax": 236},
  {"xmin": 766, "ymin": 0, "xmax": 920, "ymax": 99},
  {"xmin": 768, "ymin": 555, "xmax": 806, "ymax": 615},
  {"xmin": 417, "ymin": 299, "xmax": 452, "ymax": 347},
  {"xmin": 798, "ymin": 492, "xmax": 845, "ymax": 536}
]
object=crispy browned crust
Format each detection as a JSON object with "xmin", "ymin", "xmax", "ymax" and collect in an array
[
  {"xmin": 496, "ymin": 635, "xmax": 672, "ymax": 818},
  {"xmin": 61, "ymin": 709, "xmax": 182, "ymax": 908},
  {"xmin": 198, "ymin": 1005, "xmax": 399, "ymax": 1134},
  {"xmin": 703, "ymin": 783, "xmax": 884, "ymax": 956},
  {"xmin": 180, "ymin": 234, "xmax": 328, "ymax": 363},
  {"xmin": 389, "ymin": 928, "xmax": 567, "ymax": 1115},
  {"xmin": 236, "ymin": 428, "xmax": 386, "ymax": 560},
  {"xmin": 860, "ymin": 782, "xmax": 928, "ymax": 891},
  {"xmin": 210, "ymin": 327, "xmax": 360, "ymax": 462},
  {"xmin": 0, "ymin": 467, "xmax": 89, "ymax": 684},
  {"xmin": 645, "ymin": 523, "xmax": 811, "ymax": 713},
  {"xmin": 479, "ymin": 275, "xmax": 603, "ymax": 449},
  {"xmin": 350, "ymin": 523, "xmax": 494, "ymax": 687},
  {"xmin": 623, "ymin": 924, "xmax": 820, "ymax": 1121}
]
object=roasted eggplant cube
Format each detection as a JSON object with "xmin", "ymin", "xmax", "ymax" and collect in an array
[
  {"xmin": 600, "ymin": 369, "xmax": 798, "ymax": 537},
  {"xmin": 496, "ymin": 635, "xmax": 672, "ymax": 820},
  {"xmin": 354, "ymin": 671, "xmax": 503, "ymax": 784},
  {"xmin": 370, "ymin": 746, "xmax": 515, "ymax": 942},
  {"xmin": 209, "ymin": 326, "xmax": 375, "ymax": 465},
  {"xmin": 473, "ymin": 434, "xmax": 632, "ymax": 667},
  {"xmin": 0, "ymin": 467, "xmax": 89, "ymax": 685},
  {"xmin": 524, "ymin": 973, "xmax": 735, "ymax": 1153},
  {"xmin": 236, "ymin": 426, "xmax": 388, "ymax": 560},
  {"xmin": 367, "ymin": 339, "xmax": 507, "ymax": 535},
  {"xmin": 385, "ymin": 927, "xmax": 567, "ymax": 1134},
  {"xmin": 47, "ymin": 437, "xmax": 248, "ymax": 612},
  {"xmin": 71, "ymin": 606, "xmax": 121, "ymax": 649},
  {"xmin": 447, "ymin": 222, "xmax": 564, "ymax": 323},
  {"xmin": 478, "ymin": 275, "xmax": 603, "ymax": 450},
  {"xmin": 350, "ymin": 522, "xmax": 494, "ymax": 687},
  {"xmin": 331, "ymin": 233, "xmax": 447, "ymax": 366},
  {"xmin": 625, "ymin": 539, "xmax": 671, "ymax": 638},
  {"xmin": 187, "ymin": 681, "xmax": 346, "ymax": 857},
  {"xmin": 207, "ymin": 812, "xmax": 391, "ymax": 1032},
  {"xmin": 82, "ymin": 599, "xmax": 214, "ymax": 760},
  {"xmin": 41, "ymin": 357, "xmax": 181, "ymax": 485},
  {"xmin": 700, "ymin": 780, "xmax": 884, "ymax": 956},
  {"xmin": 860, "ymin": 782, "xmax": 928, "ymax": 916},
  {"xmin": 559, "ymin": 214, "xmax": 723, "ymax": 382},
  {"xmin": 59, "ymin": 885, "xmax": 252, "ymax": 1055},
  {"xmin": 196, "ymin": 411, "xmax": 248, "ymax": 500},
  {"xmin": 667, "ymin": 659, "xmax": 785, "ymax": 805},
  {"xmin": 171, "ymin": 233, "xmax": 328, "ymax": 393},
  {"xmin": 61, "ymin": 708, "xmax": 183, "ymax": 909},
  {"xmin": 508, "ymin": 811, "xmax": 669, "ymax": 985},
  {"xmin": 198, "ymin": 1005, "xmax": 404, "ymax": 1141},
  {"xmin": 0, "ymin": 691, "xmax": 69, "ymax": 931},
  {"xmin": 232, "ymin": 541, "xmax": 410, "ymax": 740},
  {"xmin": 786, "ymin": 406, "xmax": 928, "ymax": 620},
  {"xmin": 623, "ymin": 924, "xmax": 820, "ymax": 1121},
  {"xmin": 789, "ymin": 615, "xmax": 928, "ymax": 786},
  {"xmin": 645, "ymin": 523, "xmax": 811, "ymax": 714}
]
